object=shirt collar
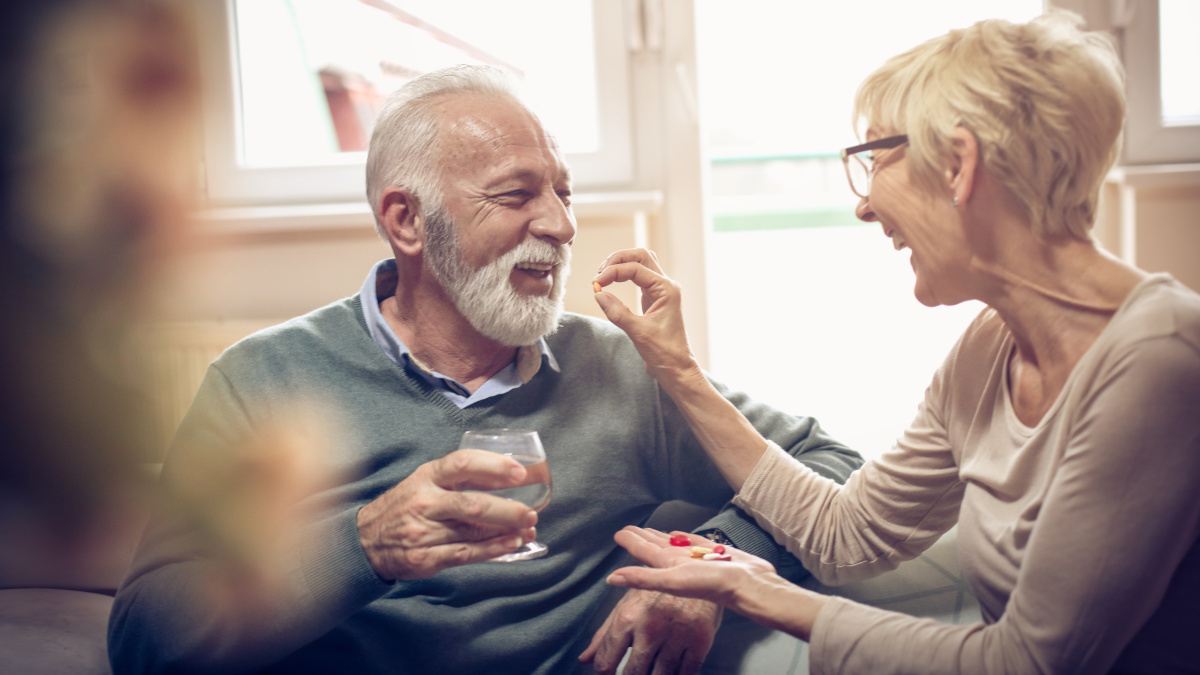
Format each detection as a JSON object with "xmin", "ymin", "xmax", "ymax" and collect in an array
[{"xmin": 359, "ymin": 259, "xmax": 559, "ymax": 403}]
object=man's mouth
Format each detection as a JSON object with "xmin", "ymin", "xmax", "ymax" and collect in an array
[{"xmin": 515, "ymin": 261, "xmax": 556, "ymax": 279}]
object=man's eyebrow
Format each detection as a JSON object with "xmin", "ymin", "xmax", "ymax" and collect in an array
[{"xmin": 484, "ymin": 167, "xmax": 573, "ymax": 190}]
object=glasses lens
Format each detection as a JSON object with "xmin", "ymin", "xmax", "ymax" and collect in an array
[{"xmin": 847, "ymin": 155, "xmax": 870, "ymax": 198}]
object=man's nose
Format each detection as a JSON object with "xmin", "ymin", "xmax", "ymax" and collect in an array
[
  {"xmin": 529, "ymin": 194, "xmax": 576, "ymax": 246},
  {"xmin": 854, "ymin": 195, "xmax": 876, "ymax": 223}
]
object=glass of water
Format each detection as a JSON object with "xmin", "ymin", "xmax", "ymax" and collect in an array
[{"xmin": 459, "ymin": 429, "xmax": 551, "ymax": 562}]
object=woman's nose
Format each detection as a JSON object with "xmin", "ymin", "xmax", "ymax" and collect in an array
[{"xmin": 854, "ymin": 195, "xmax": 876, "ymax": 223}]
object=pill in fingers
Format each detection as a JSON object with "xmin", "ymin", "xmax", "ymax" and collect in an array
[{"xmin": 593, "ymin": 280, "xmax": 602, "ymax": 293}]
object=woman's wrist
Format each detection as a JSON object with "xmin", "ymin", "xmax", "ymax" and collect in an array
[
  {"xmin": 649, "ymin": 358, "xmax": 708, "ymax": 396},
  {"xmin": 733, "ymin": 573, "xmax": 827, "ymax": 642}
]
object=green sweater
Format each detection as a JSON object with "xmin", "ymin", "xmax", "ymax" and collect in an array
[{"xmin": 109, "ymin": 296, "xmax": 861, "ymax": 674}]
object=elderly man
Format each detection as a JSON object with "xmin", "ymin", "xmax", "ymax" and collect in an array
[{"xmin": 108, "ymin": 65, "xmax": 861, "ymax": 674}]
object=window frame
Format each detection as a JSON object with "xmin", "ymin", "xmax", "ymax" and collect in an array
[
  {"xmin": 1122, "ymin": 0, "xmax": 1200, "ymax": 165},
  {"xmin": 193, "ymin": 0, "xmax": 635, "ymax": 208}
]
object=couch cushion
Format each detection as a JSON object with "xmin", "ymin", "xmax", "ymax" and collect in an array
[{"xmin": 0, "ymin": 588, "xmax": 113, "ymax": 675}]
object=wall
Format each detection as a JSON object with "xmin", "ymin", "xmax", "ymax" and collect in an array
[
  {"xmin": 156, "ymin": 210, "xmax": 648, "ymax": 324},
  {"xmin": 1133, "ymin": 185, "xmax": 1200, "ymax": 292},
  {"xmin": 1097, "ymin": 172, "xmax": 1200, "ymax": 294}
]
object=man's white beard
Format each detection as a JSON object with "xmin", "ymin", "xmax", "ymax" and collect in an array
[{"xmin": 425, "ymin": 212, "xmax": 571, "ymax": 347}]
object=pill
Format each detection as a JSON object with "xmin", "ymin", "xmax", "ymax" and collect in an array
[
  {"xmin": 702, "ymin": 553, "xmax": 732, "ymax": 561},
  {"xmin": 713, "ymin": 545, "xmax": 726, "ymax": 554},
  {"xmin": 669, "ymin": 534, "xmax": 691, "ymax": 547},
  {"xmin": 593, "ymin": 281, "xmax": 602, "ymax": 293},
  {"xmin": 690, "ymin": 546, "xmax": 713, "ymax": 559}
]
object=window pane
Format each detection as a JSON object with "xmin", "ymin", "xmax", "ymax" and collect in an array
[
  {"xmin": 233, "ymin": 0, "xmax": 597, "ymax": 168},
  {"xmin": 1159, "ymin": 0, "xmax": 1200, "ymax": 126}
]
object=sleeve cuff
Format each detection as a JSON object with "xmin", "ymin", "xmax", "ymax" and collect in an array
[
  {"xmin": 298, "ymin": 506, "xmax": 394, "ymax": 617},
  {"xmin": 694, "ymin": 442, "xmax": 814, "ymax": 583}
]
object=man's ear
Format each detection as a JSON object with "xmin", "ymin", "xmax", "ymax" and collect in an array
[
  {"xmin": 946, "ymin": 126, "xmax": 979, "ymax": 207},
  {"xmin": 379, "ymin": 186, "xmax": 424, "ymax": 256}
]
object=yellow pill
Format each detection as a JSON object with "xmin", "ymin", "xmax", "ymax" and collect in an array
[{"xmin": 593, "ymin": 281, "xmax": 602, "ymax": 293}]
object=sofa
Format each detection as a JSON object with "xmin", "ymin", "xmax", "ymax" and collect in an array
[
  {"xmin": 0, "ymin": 479, "xmax": 154, "ymax": 675},
  {"xmin": 1, "ymin": 492, "xmax": 978, "ymax": 675},
  {"xmin": 0, "ymin": 322, "xmax": 980, "ymax": 674}
]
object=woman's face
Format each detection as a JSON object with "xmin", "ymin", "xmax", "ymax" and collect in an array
[{"xmin": 853, "ymin": 133, "xmax": 973, "ymax": 307}]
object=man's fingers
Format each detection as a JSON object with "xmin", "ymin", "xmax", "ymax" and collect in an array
[
  {"xmin": 577, "ymin": 609, "xmax": 615, "ymax": 664},
  {"xmin": 588, "ymin": 615, "xmax": 633, "ymax": 675},
  {"xmin": 431, "ymin": 448, "xmax": 526, "ymax": 491},
  {"xmin": 422, "ymin": 488, "xmax": 537, "ymax": 533},
  {"xmin": 415, "ymin": 532, "xmax": 531, "ymax": 574}
]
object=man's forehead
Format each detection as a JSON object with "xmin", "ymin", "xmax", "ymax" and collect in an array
[{"xmin": 434, "ymin": 94, "xmax": 570, "ymax": 181}]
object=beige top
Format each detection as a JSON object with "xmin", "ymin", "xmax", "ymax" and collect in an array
[{"xmin": 734, "ymin": 274, "xmax": 1200, "ymax": 674}]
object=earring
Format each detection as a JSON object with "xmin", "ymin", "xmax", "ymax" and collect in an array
[{"xmin": 953, "ymin": 196, "xmax": 960, "ymax": 207}]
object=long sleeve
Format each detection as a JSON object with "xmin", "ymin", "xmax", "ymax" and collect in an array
[
  {"xmin": 107, "ymin": 365, "xmax": 393, "ymax": 674},
  {"xmin": 808, "ymin": 331, "xmax": 1200, "ymax": 674},
  {"xmin": 731, "ymin": 280, "xmax": 1200, "ymax": 674},
  {"xmin": 678, "ymin": 378, "xmax": 865, "ymax": 583}
]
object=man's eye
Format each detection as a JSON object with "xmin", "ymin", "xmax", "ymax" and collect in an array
[
  {"xmin": 492, "ymin": 190, "xmax": 529, "ymax": 203},
  {"xmin": 557, "ymin": 191, "xmax": 572, "ymax": 206}
]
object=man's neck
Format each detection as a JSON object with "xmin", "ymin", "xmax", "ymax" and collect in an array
[{"xmin": 379, "ymin": 273, "xmax": 517, "ymax": 394}]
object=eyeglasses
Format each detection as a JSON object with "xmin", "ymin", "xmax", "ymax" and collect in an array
[{"xmin": 840, "ymin": 135, "xmax": 908, "ymax": 199}]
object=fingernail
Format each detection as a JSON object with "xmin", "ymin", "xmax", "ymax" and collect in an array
[{"xmin": 607, "ymin": 573, "xmax": 626, "ymax": 586}]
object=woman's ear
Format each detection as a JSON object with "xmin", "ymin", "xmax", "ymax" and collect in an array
[
  {"xmin": 946, "ymin": 126, "xmax": 979, "ymax": 207},
  {"xmin": 379, "ymin": 186, "xmax": 424, "ymax": 256}
]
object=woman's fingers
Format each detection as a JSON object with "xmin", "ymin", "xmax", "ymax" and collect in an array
[{"xmin": 597, "ymin": 247, "xmax": 664, "ymax": 276}]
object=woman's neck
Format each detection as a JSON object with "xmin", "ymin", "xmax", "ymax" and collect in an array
[{"xmin": 974, "ymin": 238, "xmax": 1146, "ymax": 424}]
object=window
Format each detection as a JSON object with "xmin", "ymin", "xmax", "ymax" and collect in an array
[
  {"xmin": 194, "ymin": 0, "xmax": 633, "ymax": 207},
  {"xmin": 1123, "ymin": 0, "xmax": 1200, "ymax": 164},
  {"xmin": 697, "ymin": 0, "xmax": 1041, "ymax": 459}
]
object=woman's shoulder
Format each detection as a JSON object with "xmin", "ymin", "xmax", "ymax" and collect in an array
[
  {"xmin": 948, "ymin": 305, "xmax": 1010, "ymax": 361},
  {"xmin": 1110, "ymin": 274, "xmax": 1200, "ymax": 353}
]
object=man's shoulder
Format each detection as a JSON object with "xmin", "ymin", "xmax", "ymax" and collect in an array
[{"xmin": 215, "ymin": 295, "xmax": 366, "ymax": 367}]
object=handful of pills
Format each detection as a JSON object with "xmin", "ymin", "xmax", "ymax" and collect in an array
[{"xmin": 669, "ymin": 534, "xmax": 732, "ymax": 561}]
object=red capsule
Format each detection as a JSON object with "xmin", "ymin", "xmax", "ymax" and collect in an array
[{"xmin": 669, "ymin": 534, "xmax": 691, "ymax": 547}]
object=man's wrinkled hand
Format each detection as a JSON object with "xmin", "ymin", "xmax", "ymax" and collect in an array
[
  {"xmin": 356, "ymin": 449, "xmax": 538, "ymax": 580},
  {"xmin": 579, "ymin": 587, "xmax": 722, "ymax": 675}
]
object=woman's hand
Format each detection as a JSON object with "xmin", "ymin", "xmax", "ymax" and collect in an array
[
  {"xmin": 593, "ymin": 248, "xmax": 702, "ymax": 383},
  {"xmin": 607, "ymin": 526, "xmax": 827, "ymax": 642},
  {"xmin": 606, "ymin": 527, "xmax": 778, "ymax": 607}
]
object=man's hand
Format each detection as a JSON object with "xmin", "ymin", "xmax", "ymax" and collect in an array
[
  {"xmin": 356, "ymin": 449, "xmax": 538, "ymax": 580},
  {"xmin": 578, "ymin": 588, "xmax": 722, "ymax": 675}
]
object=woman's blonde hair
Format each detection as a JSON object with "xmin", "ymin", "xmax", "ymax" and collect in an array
[{"xmin": 853, "ymin": 11, "xmax": 1124, "ymax": 240}]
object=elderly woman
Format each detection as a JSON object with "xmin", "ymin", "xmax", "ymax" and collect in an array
[{"xmin": 591, "ymin": 12, "xmax": 1200, "ymax": 674}]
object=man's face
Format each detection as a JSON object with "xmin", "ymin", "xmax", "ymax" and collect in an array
[{"xmin": 423, "ymin": 95, "xmax": 576, "ymax": 346}]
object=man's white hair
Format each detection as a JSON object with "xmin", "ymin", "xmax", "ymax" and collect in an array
[{"xmin": 364, "ymin": 65, "xmax": 523, "ymax": 238}]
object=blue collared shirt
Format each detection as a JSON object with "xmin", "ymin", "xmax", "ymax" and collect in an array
[{"xmin": 359, "ymin": 259, "xmax": 560, "ymax": 408}]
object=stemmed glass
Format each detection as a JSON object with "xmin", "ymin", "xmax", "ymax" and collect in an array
[{"xmin": 458, "ymin": 429, "xmax": 551, "ymax": 562}]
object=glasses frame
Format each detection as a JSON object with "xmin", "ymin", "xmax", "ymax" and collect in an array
[{"xmin": 840, "ymin": 134, "xmax": 908, "ymax": 199}]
